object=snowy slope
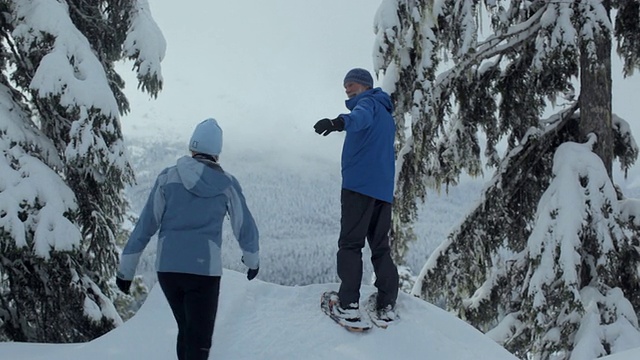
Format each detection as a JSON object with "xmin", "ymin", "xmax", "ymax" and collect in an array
[
  {"xmin": 602, "ymin": 347, "xmax": 640, "ymax": 360},
  {"xmin": 0, "ymin": 270, "xmax": 518, "ymax": 360}
]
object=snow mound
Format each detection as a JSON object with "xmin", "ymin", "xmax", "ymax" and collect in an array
[{"xmin": 0, "ymin": 270, "xmax": 517, "ymax": 359}]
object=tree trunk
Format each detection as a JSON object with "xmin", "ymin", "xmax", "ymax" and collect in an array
[{"xmin": 579, "ymin": 1, "xmax": 613, "ymax": 177}]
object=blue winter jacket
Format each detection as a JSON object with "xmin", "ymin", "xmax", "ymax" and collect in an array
[
  {"xmin": 118, "ymin": 156, "xmax": 259, "ymax": 280},
  {"xmin": 339, "ymin": 87, "xmax": 395, "ymax": 203}
]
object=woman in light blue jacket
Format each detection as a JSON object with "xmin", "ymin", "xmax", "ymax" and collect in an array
[{"xmin": 117, "ymin": 118, "xmax": 259, "ymax": 360}]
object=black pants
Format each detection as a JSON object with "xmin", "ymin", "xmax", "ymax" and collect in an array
[
  {"xmin": 157, "ymin": 272, "xmax": 221, "ymax": 360},
  {"xmin": 337, "ymin": 189, "xmax": 399, "ymax": 309}
]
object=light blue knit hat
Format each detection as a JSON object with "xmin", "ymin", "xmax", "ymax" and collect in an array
[
  {"xmin": 189, "ymin": 118, "xmax": 223, "ymax": 156},
  {"xmin": 343, "ymin": 68, "xmax": 374, "ymax": 88}
]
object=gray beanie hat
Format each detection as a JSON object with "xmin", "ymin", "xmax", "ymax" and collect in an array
[
  {"xmin": 189, "ymin": 118, "xmax": 223, "ymax": 156},
  {"xmin": 343, "ymin": 68, "xmax": 374, "ymax": 88}
]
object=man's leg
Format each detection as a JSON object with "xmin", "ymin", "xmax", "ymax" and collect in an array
[
  {"xmin": 366, "ymin": 199, "xmax": 399, "ymax": 309},
  {"xmin": 337, "ymin": 189, "xmax": 374, "ymax": 307},
  {"xmin": 158, "ymin": 272, "xmax": 187, "ymax": 360}
]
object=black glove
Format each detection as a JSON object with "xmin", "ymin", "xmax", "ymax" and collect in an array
[
  {"xmin": 247, "ymin": 267, "xmax": 259, "ymax": 281},
  {"xmin": 116, "ymin": 277, "xmax": 132, "ymax": 295},
  {"xmin": 314, "ymin": 117, "xmax": 344, "ymax": 136},
  {"xmin": 242, "ymin": 256, "xmax": 259, "ymax": 280}
]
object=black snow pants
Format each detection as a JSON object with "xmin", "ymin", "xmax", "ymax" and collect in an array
[
  {"xmin": 337, "ymin": 189, "xmax": 399, "ymax": 309},
  {"xmin": 157, "ymin": 272, "xmax": 221, "ymax": 360}
]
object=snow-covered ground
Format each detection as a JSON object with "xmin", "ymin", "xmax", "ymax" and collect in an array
[
  {"xmin": 0, "ymin": 270, "xmax": 519, "ymax": 360},
  {"xmin": 1, "ymin": 270, "xmax": 637, "ymax": 359}
]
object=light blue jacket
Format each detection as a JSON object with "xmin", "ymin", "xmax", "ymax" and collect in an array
[
  {"xmin": 118, "ymin": 156, "xmax": 259, "ymax": 280},
  {"xmin": 340, "ymin": 87, "xmax": 396, "ymax": 203}
]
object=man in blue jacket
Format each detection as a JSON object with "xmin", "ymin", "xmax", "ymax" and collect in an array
[
  {"xmin": 314, "ymin": 68, "xmax": 399, "ymax": 323},
  {"xmin": 117, "ymin": 118, "xmax": 259, "ymax": 360}
]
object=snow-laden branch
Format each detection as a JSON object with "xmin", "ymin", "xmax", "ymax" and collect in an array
[
  {"xmin": 12, "ymin": 0, "xmax": 120, "ymax": 117},
  {"xmin": 433, "ymin": 5, "xmax": 546, "ymax": 100},
  {"xmin": 124, "ymin": 0, "xmax": 166, "ymax": 97},
  {"xmin": 0, "ymin": 84, "xmax": 61, "ymax": 168},
  {"xmin": 0, "ymin": 83, "xmax": 81, "ymax": 257},
  {"xmin": 527, "ymin": 137, "xmax": 620, "ymax": 306},
  {"xmin": 0, "ymin": 144, "xmax": 81, "ymax": 258}
]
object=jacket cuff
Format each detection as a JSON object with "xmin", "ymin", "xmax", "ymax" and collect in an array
[{"xmin": 242, "ymin": 251, "xmax": 260, "ymax": 270}]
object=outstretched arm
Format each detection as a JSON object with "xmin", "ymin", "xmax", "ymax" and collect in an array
[{"xmin": 340, "ymin": 98, "xmax": 375, "ymax": 132}]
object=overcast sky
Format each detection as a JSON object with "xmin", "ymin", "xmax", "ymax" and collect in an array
[
  {"xmin": 118, "ymin": 0, "xmax": 640, "ymax": 179},
  {"xmin": 119, "ymin": 0, "xmax": 381, "ymax": 163}
]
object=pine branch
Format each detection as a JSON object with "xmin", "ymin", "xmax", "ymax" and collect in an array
[
  {"xmin": 417, "ymin": 104, "xmax": 580, "ymax": 324},
  {"xmin": 432, "ymin": 6, "xmax": 546, "ymax": 114},
  {"xmin": 497, "ymin": 102, "xmax": 579, "ymax": 200}
]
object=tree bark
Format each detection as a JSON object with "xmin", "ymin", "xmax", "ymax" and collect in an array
[{"xmin": 579, "ymin": 0, "xmax": 613, "ymax": 177}]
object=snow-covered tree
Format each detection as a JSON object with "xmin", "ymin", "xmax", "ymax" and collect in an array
[
  {"xmin": 375, "ymin": 0, "xmax": 640, "ymax": 358},
  {"xmin": 374, "ymin": 0, "xmax": 443, "ymax": 268},
  {"xmin": 0, "ymin": 0, "xmax": 164, "ymax": 342}
]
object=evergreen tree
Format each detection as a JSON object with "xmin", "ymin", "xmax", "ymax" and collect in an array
[
  {"xmin": 374, "ymin": 0, "xmax": 444, "ymax": 267},
  {"xmin": 375, "ymin": 0, "xmax": 640, "ymax": 358},
  {"xmin": 0, "ymin": 0, "xmax": 164, "ymax": 342}
]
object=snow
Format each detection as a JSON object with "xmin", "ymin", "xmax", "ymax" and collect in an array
[
  {"xmin": 603, "ymin": 347, "xmax": 640, "ymax": 360},
  {"xmin": 0, "ymin": 134, "xmax": 82, "ymax": 257},
  {"xmin": 373, "ymin": 0, "xmax": 400, "ymax": 75},
  {"xmin": 0, "ymin": 85, "xmax": 61, "ymax": 167},
  {"xmin": 12, "ymin": 0, "xmax": 120, "ymax": 118},
  {"xmin": 620, "ymin": 198, "xmax": 640, "ymax": 227},
  {"xmin": 123, "ymin": 0, "xmax": 166, "ymax": 89},
  {"xmin": 0, "ymin": 270, "xmax": 518, "ymax": 360},
  {"xmin": 528, "ymin": 137, "xmax": 624, "ymax": 292},
  {"xmin": 2, "ymin": 0, "xmax": 640, "ymax": 358}
]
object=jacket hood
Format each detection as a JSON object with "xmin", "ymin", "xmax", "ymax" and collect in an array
[
  {"xmin": 345, "ymin": 87, "xmax": 393, "ymax": 112},
  {"xmin": 176, "ymin": 156, "xmax": 231, "ymax": 197}
]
